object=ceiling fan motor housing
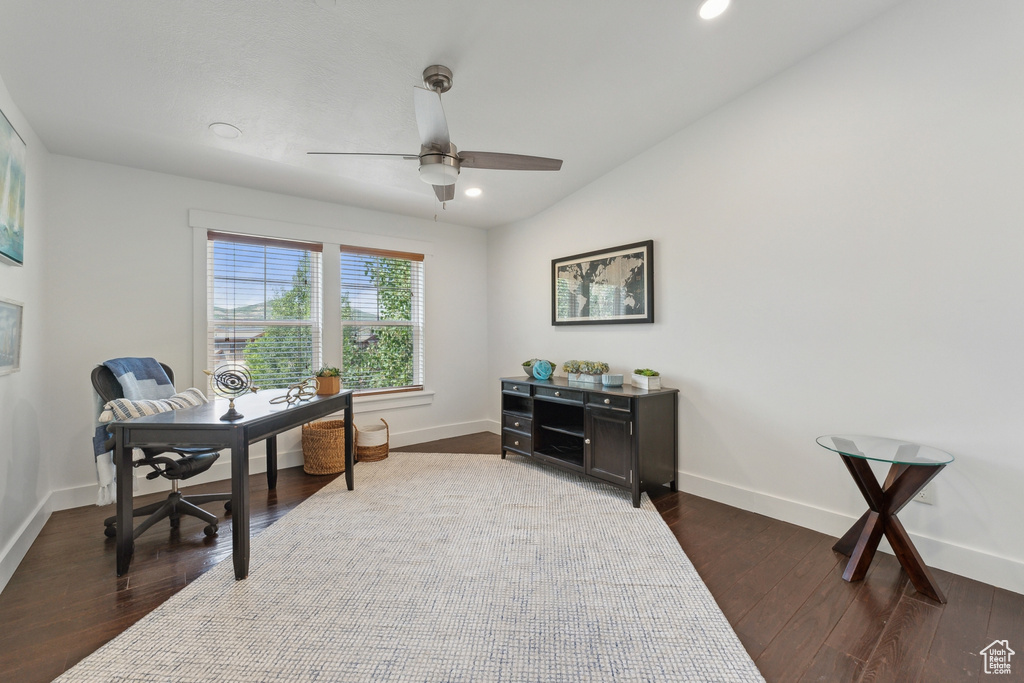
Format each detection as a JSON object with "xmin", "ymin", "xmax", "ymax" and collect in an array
[{"xmin": 419, "ymin": 144, "xmax": 460, "ymax": 185}]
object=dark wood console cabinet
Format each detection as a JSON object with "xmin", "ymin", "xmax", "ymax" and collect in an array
[{"xmin": 500, "ymin": 376, "xmax": 679, "ymax": 507}]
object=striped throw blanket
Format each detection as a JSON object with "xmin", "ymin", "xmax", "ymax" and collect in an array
[{"xmin": 99, "ymin": 387, "xmax": 208, "ymax": 422}]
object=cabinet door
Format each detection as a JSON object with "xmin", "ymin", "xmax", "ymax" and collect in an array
[{"xmin": 585, "ymin": 408, "xmax": 632, "ymax": 487}]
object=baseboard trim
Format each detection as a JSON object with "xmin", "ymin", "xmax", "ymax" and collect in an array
[
  {"xmin": 677, "ymin": 471, "xmax": 1024, "ymax": 595},
  {"xmin": 389, "ymin": 419, "xmax": 496, "ymax": 448},
  {"xmin": 0, "ymin": 496, "xmax": 51, "ymax": 594}
]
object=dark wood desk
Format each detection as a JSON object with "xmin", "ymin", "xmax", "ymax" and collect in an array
[{"xmin": 112, "ymin": 389, "xmax": 354, "ymax": 580}]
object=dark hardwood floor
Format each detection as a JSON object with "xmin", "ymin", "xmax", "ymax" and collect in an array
[{"xmin": 1, "ymin": 433, "xmax": 1019, "ymax": 682}]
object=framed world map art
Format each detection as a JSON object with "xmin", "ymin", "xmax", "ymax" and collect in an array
[
  {"xmin": 552, "ymin": 240, "xmax": 654, "ymax": 325},
  {"xmin": 1, "ymin": 106, "xmax": 27, "ymax": 267}
]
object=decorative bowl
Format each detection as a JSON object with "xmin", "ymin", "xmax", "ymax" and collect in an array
[{"xmin": 601, "ymin": 373, "xmax": 623, "ymax": 387}]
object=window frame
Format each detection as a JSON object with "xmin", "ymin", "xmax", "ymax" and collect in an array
[
  {"xmin": 190, "ymin": 210, "xmax": 434, "ymax": 414},
  {"xmin": 205, "ymin": 230, "xmax": 324, "ymax": 390},
  {"xmin": 339, "ymin": 244, "xmax": 425, "ymax": 396}
]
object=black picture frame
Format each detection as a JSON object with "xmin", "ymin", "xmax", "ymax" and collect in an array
[{"xmin": 551, "ymin": 240, "xmax": 654, "ymax": 325}]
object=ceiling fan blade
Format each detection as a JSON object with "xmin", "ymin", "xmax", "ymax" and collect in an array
[
  {"xmin": 414, "ymin": 86, "xmax": 451, "ymax": 151},
  {"xmin": 307, "ymin": 152, "xmax": 419, "ymax": 159},
  {"xmin": 433, "ymin": 184, "xmax": 455, "ymax": 202},
  {"xmin": 458, "ymin": 151, "xmax": 562, "ymax": 171}
]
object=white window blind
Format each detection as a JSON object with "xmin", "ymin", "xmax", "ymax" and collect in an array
[
  {"xmin": 340, "ymin": 245, "xmax": 424, "ymax": 393},
  {"xmin": 207, "ymin": 231, "xmax": 323, "ymax": 389}
]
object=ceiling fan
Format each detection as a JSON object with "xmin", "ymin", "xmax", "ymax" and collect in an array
[{"xmin": 308, "ymin": 65, "xmax": 563, "ymax": 202}]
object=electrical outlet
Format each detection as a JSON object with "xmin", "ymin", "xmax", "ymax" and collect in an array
[{"xmin": 914, "ymin": 484, "xmax": 935, "ymax": 505}]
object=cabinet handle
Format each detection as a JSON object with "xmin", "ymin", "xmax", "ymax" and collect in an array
[
  {"xmin": 604, "ymin": 398, "xmax": 610, "ymax": 404},
  {"xmin": 514, "ymin": 421, "xmax": 520, "ymax": 427},
  {"xmin": 512, "ymin": 385, "xmax": 518, "ymax": 391},
  {"xmin": 584, "ymin": 438, "xmax": 591, "ymax": 445},
  {"xmin": 514, "ymin": 440, "xmax": 520, "ymax": 446},
  {"xmin": 554, "ymin": 391, "xmax": 561, "ymax": 397}
]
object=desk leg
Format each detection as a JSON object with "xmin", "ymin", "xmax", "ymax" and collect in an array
[
  {"xmin": 266, "ymin": 435, "xmax": 278, "ymax": 490},
  {"xmin": 344, "ymin": 400, "xmax": 354, "ymax": 491},
  {"xmin": 230, "ymin": 428, "xmax": 250, "ymax": 580},
  {"xmin": 114, "ymin": 429, "xmax": 134, "ymax": 576}
]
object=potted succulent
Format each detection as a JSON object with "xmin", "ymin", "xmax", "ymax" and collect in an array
[
  {"xmin": 563, "ymin": 360, "xmax": 610, "ymax": 383},
  {"xmin": 315, "ymin": 366, "xmax": 342, "ymax": 395},
  {"xmin": 632, "ymin": 368, "xmax": 661, "ymax": 390}
]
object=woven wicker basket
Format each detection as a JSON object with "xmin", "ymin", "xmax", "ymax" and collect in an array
[
  {"xmin": 301, "ymin": 419, "xmax": 347, "ymax": 475},
  {"xmin": 355, "ymin": 418, "xmax": 389, "ymax": 462}
]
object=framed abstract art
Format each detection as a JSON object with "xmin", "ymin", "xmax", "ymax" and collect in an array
[
  {"xmin": 0, "ymin": 296, "xmax": 23, "ymax": 375},
  {"xmin": 0, "ymin": 106, "xmax": 26, "ymax": 267}
]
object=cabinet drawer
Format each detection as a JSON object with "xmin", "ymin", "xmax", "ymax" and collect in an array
[
  {"xmin": 587, "ymin": 394, "xmax": 632, "ymax": 412},
  {"xmin": 502, "ymin": 431, "xmax": 532, "ymax": 454},
  {"xmin": 503, "ymin": 413, "xmax": 532, "ymax": 434},
  {"xmin": 535, "ymin": 386, "xmax": 584, "ymax": 404},
  {"xmin": 502, "ymin": 381, "xmax": 531, "ymax": 396}
]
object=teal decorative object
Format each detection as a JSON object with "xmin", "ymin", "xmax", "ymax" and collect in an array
[{"xmin": 532, "ymin": 359, "xmax": 553, "ymax": 380}]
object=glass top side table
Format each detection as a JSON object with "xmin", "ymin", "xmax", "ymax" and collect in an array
[{"xmin": 816, "ymin": 435, "xmax": 953, "ymax": 603}]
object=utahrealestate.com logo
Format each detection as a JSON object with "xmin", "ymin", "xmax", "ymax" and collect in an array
[{"xmin": 980, "ymin": 640, "xmax": 1015, "ymax": 675}]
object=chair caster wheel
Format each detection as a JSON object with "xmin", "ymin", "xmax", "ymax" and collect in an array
[
  {"xmin": 104, "ymin": 525, "xmax": 116, "ymax": 538},
  {"xmin": 204, "ymin": 524, "xmax": 218, "ymax": 537},
  {"xmin": 224, "ymin": 500, "xmax": 232, "ymax": 513}
]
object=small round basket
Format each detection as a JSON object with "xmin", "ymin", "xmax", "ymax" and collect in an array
[
  {"xmin": 301, "ymin": 419, "xmax": 347, "ymax": 475},
  {"xmin": 355, "ymin": 418, "xmax": 389, "ymax": 462}
]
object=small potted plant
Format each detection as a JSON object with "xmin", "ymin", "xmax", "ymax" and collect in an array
[
  {"xmin": 315, "ymin": 366, "xmax": 342, "ymax": 395},
  {"xmin": 563, "ymin": 360, "xmax": 609, "ymax": 383},
  {"xmin": 632, "ymin": 368, "xmax": 661, "ymax": 390}
]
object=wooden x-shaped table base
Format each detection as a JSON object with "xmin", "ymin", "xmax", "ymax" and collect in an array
[{"xmin": 832, "ymin": 455, "xmax": 947, "ymax": 603}]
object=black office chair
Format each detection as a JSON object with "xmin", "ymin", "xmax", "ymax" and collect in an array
[{"xmin": 93, "ymin": 362, "xmax": 231, "ymax": 539}]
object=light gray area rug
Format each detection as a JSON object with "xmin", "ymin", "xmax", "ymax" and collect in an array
[{"xmin": 60, "ymin": 452, "xmax": 764, "ymax": 682}]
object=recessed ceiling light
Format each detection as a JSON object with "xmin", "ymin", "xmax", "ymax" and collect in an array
[
  {"xmin": 209, "ymin": 122, "xmax": 242, "ymax": 139},
  {"xmin": 464, "ymin": 187, "xmax": 483, "ymax": 198},
  {"xmin": 699, "ymin": 0, "xmax": 730, "ymax": 20}
]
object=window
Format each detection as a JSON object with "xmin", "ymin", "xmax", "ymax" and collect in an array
[
  {"xmin": 340, "ymin": 246, "xmax": 424, "ymax": 393},
  {"xmin": 207, "ymin": 231, "xmax": 323, "ymax": 389}
]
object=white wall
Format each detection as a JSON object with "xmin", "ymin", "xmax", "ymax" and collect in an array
[
  {"xmin": 43, "ymin": 156, "xmax": 491, "ymax": 506},
  {"xmin": 0, "ymin": 75, "xmax": 51, "ymax": 590},
  {"xmin": 488, "ymin": 0, "xmax": 1024, "ymax": 594}
]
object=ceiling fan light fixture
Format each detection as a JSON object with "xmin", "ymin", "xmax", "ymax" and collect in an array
[
  {"xmin": 699, "ymin": 0, "xmax": 730, "ymax": 20},
  {"xmin": 418, "ymin": 153, "xmax": 460, "ymax": 186}
]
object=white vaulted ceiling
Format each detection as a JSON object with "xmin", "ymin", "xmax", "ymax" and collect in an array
[{"xmin": 0, "ymin": 0, "xmax": 907, "ymax": 228}]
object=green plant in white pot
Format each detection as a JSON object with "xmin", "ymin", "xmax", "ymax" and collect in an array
[{"xmin": 631, "ymin": 368, "xmax": 661, "ymax": 390}]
